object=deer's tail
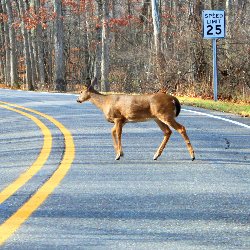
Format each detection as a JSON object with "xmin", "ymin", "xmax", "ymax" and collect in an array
[{"xmin": 173, "ymin": 97, "xmax": 181, "ymax": 117}]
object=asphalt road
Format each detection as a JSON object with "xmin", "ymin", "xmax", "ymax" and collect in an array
[{"xmin": 0, "ymin": 89, "xmax": 249, "ymax": 250}]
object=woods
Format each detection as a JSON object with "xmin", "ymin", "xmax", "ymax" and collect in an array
[{"xmin": 0, "ymin": 0, "xmax": 249, "ymax": 101}]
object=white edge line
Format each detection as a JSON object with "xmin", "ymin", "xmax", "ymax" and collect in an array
[{"xmin": 182, "ymin": 108, "xmax": 250, "ymax": 129}]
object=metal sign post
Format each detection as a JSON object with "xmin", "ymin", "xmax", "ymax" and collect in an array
[
  {"xmin": 212, "ymin": 39, "xmax": 218, "ymax": 101},
  {"xmin": 202, "ymin": 10, "xmax": 225, "ymax": 101}
]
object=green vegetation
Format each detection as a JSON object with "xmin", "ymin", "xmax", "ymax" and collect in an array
[{"xmin": 178, "ymin": 97, "xmax": 250, "ymax": 117}]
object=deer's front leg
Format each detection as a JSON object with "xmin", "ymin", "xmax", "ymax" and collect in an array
[
  {"xmin": 111, "ymin": 124, "xmax": 124, "ymax": 160},
  {"xmin": 114, "ymin": 119, "xmax": 124, "ymax": 160}
]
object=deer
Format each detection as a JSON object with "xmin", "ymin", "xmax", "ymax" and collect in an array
[{"xmin": 77, "ymin": 78, "xmax": 195, "ymax": 161}]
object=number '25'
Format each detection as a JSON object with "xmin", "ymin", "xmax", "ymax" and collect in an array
[{"xmin": 207, "ymin": 25, "xmax": 222, "ymax": 35}]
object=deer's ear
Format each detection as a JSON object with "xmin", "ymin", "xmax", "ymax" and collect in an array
[
  {"xmin": 86, "ymin": 78, "xmax": 91, "ymax": 87},
  {"xmin": 91, "ymin": 77, "xmax": 98, "ymax": 87}
]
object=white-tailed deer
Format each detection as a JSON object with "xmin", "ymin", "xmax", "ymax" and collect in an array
[{"xmin": 77, "ymin": 78, "xmax": 195, "ymax": 161}]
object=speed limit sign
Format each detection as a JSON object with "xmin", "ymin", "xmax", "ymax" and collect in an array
[
  {"xmin": 202, "ymin": 10, "xmax": 225, "ymax": 101},
  {"xmin": 202, "ymin": 10, "xmax": 225, "ymax": 39}
]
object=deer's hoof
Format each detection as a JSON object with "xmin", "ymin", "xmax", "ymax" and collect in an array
[
  {"xmin": 191, "ymin": 152, "xmax": 195, "ymax": 161},
  {"xmin": 153, "ymin": 154, "xmax": 159, "ymax": 160},
  {"xmin": 115, "ymin": 154, "xmax": 121, "ymax": 160}
]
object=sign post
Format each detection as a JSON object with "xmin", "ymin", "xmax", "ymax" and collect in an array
[
  {"xmin": 202, "ymin": 10, "xmax": 225, "ymax": 101},
  {"xmin": 212, "ymin": 39, "xmax": 218, "ymax": 101}
]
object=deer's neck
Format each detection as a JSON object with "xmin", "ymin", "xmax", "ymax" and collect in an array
[{"xmin": 89, "ymin": 92, "xmax": 108, "ymax": 112}]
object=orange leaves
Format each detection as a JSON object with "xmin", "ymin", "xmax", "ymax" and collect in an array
[
  {"xmin": 39, "ymin": 6, "xmax": 56, "ymax": 23},
  {"xmin": 94, "ymin": 15, "xmax": 142, "ymax": 32},
  {"xmin": 92, "ymin": 15, "xmax": 144, "ymax": 35},
  {"xmin": 23, "ymin": 8, "xmax": 38, "ymax": 30},
  {"xmin": 110, "ymin": 18, "xmax": 129, "ymax": 27},
  {"xmin": 12, "ymin": 21, "xmax": 21, "ymax": 30},
  {"xmin": 0, "ymin": 13, "xmax": 8, "ymax": 22},
  {"xmin": 109, "ymin": 15, "xmax": 141, "ymax": 29},
  {"xmin": 62, "ymin": 0, "xmax": 92, "ymax": 14},
  {"xmin": 21, "ymin": 6, "xmax": 55, "ymax": 30},
  {"xmin": 62, "ymin": 0, "xmax": 78, "ymax": 9}
]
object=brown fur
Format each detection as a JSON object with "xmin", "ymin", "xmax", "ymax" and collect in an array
[{"xmin": 77, "ymin": 79, "xmax": 195, "ymax": 161}]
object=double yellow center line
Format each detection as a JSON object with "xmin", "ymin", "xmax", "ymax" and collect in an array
[
  {"xmin": 0, "ymin": 101, "xmax": 75, "ymax": 245},
  {"xmin": 0, "ymin": 104, "xmax": 52, "ymax": 204}
]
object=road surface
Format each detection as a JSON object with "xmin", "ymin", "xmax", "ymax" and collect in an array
[{"xmin": 0, "ymin": 89, "xmax": 249, "ymax": 249}]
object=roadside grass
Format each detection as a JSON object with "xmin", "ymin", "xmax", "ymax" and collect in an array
[{"xmin": 178, "ymin": 96, "xmax": 250, "ymax": 117}]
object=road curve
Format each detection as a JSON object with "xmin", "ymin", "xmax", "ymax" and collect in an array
[
  {"xmin": 0, "ymin": 98, "xmax": 75, "ymax": 246},
  {"xmin": 0, "ymin": 103, "xmax": 52, "ymax": 204},
  {"xmin": 0, "ymin": 89, "xmax": 249, "ymax": 250}
]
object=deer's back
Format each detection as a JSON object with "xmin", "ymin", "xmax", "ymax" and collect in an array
[{"xmin": 104, "ymin": 93, "xmax": 177, "ymax": 122}]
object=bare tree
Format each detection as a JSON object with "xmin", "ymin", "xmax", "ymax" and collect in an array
[
  {"xmin": 101, "ymin": 0, "xmax": 110, "ymax": 91},
  {"xmin": 53, "ymin": 0, "xmax": 66, "ymax": 91},
  {"xmin": 5, "ymin": 0, "xmax": 18, "ymax": 87},
  {"xmin": 151, "ymin": 0, "xmax": 167, "ymax": 86},
  {"xmin": 0, "ymin": 0, "xmax": 10, "ymax": 85},
  {"xmin": 17, "ymin": 0, "xmax": 34, "ymax": 90},
  {"xmin": 94, "ymin": 0, "xmax": 103, "ymax": 90},
  {"xmin": 34, "ymin": 0, "xmax": 46, "ymax": 87}
]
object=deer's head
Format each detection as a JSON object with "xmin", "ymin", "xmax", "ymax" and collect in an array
[{"xmin": 77, "ymin": 78, "xmax": 97, "ymax": 103}]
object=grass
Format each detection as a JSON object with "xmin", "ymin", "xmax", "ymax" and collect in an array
[{"xmin": 178, "ymin": 96, "xmax": 250, "ymax": 117}]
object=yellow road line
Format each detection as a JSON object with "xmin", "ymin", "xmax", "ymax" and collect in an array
[
  {"xmin": 0, "ymin": 104, "xmax": 52, "ymax": 204},
  {"xmin": 0, "ymin": 102, "xmax": 75, "ymax": 246}
]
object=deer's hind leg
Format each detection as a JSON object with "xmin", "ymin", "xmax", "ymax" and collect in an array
[
  {"xmin": 158, "ymin": 117, "xmax": 195, "ymax": 161},
  {"xmin": 111, "ymin": 125, "xmax": 118, "ymax": 155},
  {"xmin": 154, "ymin": 119, "xmax": 172, "ymax": 160}
]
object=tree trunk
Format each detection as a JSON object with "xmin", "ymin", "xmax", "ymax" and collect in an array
[
  {"xmin": 28, "ymin": 0, "xmax": 38, "ymax": 87},
  {"xmin": 151, "ymin": 0, "xmax": 161, "ymax": 56},
  {"xmin": 101, "ymin": 0, "xmax": 110, "ymax": 92},
  {"xmin": 94, "ymin": 0, "xmax": 102, "ymax": 90},
  {"xmin": 82, "ymin": 5, "xmax": 90, "ymax": 80},
  {"xmin": 0, "ymin": 1, "xmax": 4, "ymax": 82},
  {"xmin": 0, "ymin": 0, "xmax": 10, "ymax": 85},
  {"xmin": 53, "ymin": 0, "xmax": 66, "ymax": 91},
  {"xmin": 5, "ymin": 0, "xmax": 18, "ymax": 87},
  {"xmin": 18, "ymin": 0, "xmax": 34, "ymax": 90},
  {"xmin": 35, "ymin": 0, "xmax": 46, "ymax": 87},
  {"xmin": 151, "ymin": 0, "xmax": 166, "ymax": 86},
  {"xmin": 190, "ymin": 0, "xmax": 206, "ymax": 83}
]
